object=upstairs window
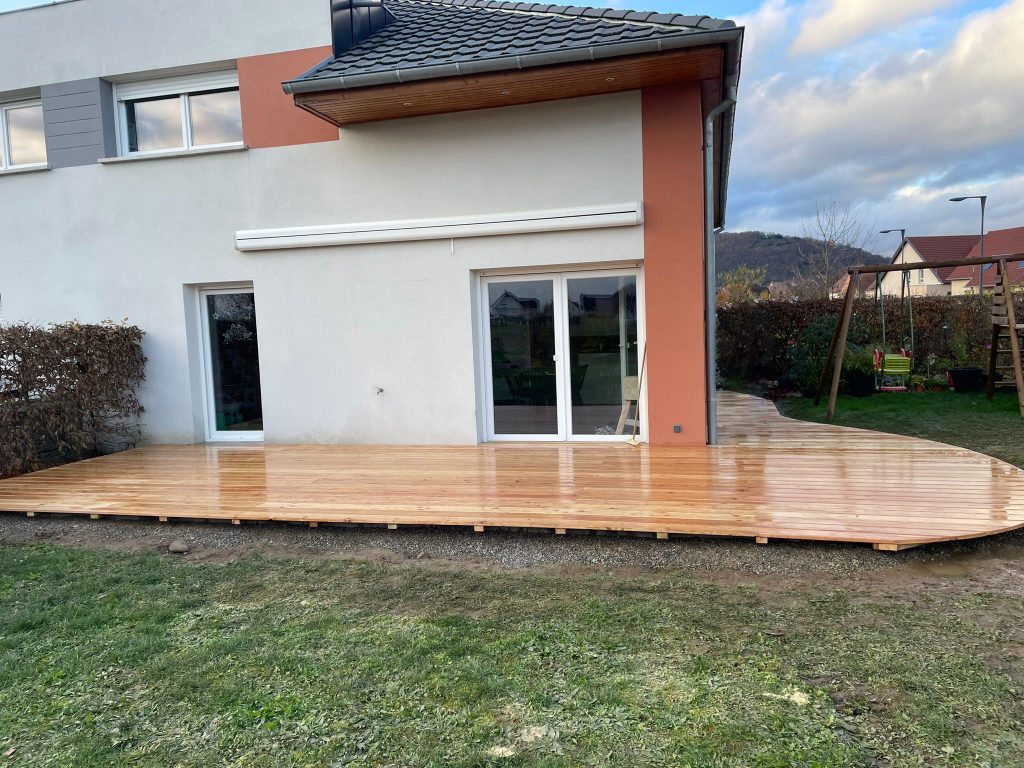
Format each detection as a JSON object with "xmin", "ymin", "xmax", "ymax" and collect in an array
[
  {"xmin": 114, "ymin": 71, "xmax": 242, "ymax": 156},
  {"xmin": 1, "ymin": 100, "xmax": 47, "ymax": 170}
]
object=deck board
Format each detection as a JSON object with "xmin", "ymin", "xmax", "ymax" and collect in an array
[{"xmin": 1, "ymin": 392, "xmax": 1023, "ymax": 548}]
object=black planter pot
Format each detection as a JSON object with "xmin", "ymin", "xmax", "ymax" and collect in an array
[
  {"xmin": 845, "ymin": 371, "xmax": 875, "ymax": 397},
  {"xmin": 948, "ymin": 367, "xmax": 984, "ymax": 393}
]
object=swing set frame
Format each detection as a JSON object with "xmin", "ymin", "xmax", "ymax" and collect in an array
[{"xmin": 814, "ymin": 252, "xmax": 1024, "ymax": 421}]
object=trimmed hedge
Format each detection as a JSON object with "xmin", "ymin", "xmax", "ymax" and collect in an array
[
  {"xmin": 718, "ymin": 295, "xmax": 1020, "ymax": 382},
  {"xmin": 0, "ymin": 322, "xmax": 146, "ymax": 479}
]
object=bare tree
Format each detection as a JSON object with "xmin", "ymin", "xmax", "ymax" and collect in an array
[{"xmin": 796, "ymin": 199, "xmax": 874, "ymax": 299}]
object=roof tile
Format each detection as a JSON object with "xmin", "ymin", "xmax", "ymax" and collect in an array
[
  {"xmin": 905, "ymin": 234, "xmax": 980, "ymax": 282},
  {"xmin": 292, "ymin": 0, "xmax": 734, "ymax": 89},
  {"xmin": 947, "ymin": 226, "xmax": 1024, "ymax": 286}
]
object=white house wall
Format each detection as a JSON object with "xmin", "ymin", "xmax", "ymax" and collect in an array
[
  {"xmin": 880, "ymin": 243, "xmax": 949, "ymax": 296},
  {"xmin": 0, "ymin": 0, "xmax": 329, "ymax": 94},
  {"xmin": 0, "ymin": 93, "xmax": 644, "ymax": 444}
]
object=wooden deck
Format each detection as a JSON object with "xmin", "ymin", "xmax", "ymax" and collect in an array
[{"xmin": 2, "ymin": 392, "xmax": 1023, "ymax": 549}]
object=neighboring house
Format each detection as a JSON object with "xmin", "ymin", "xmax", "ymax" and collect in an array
[
  {"xmin": 0, "ymin": 0, "xmax": 743, "ymax": 446},
  {"xmin": 490, "ymin": 291, "xmax": 544, "ymax": 322},
  {"xmin": 877, "ymin": 236, "xmax": 979, "ymax": 297},
  {"xmin": 829, "ymin": 272, "xmax": 876, "ymax": 299},
  {"xmin": 866, "ymin": 229, "xmax": 1024, "ymax": 297},
  {"xmin": 946, "ymin": 227, "xmax": 1024, "ymax": 295}
]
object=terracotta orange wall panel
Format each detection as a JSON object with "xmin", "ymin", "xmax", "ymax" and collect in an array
[
  {"xmin": 641, "ymin": 83, "xmax": 708, "ymax": 446},
  {"xmin": 238, "ymin": 47, "xmax": 339, "ymax": 149}
]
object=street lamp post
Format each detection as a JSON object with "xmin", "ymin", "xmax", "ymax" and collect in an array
[
  {"xmin": 879, "ymin": 227, "xmax": 907, "ymax": 280},
  {"xmin": 950, "ymin": 195, "xmax": 987, "ymax": 299}
]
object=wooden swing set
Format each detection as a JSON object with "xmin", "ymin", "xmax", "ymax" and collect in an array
[{"xmin": 814, "ymin": 252, "xmax": 1024, "ymax": 421}]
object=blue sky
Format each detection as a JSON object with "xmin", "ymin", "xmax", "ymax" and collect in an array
[{"xmin": 3, "ymin": 0, "xmax": 1022, "ymax": 250}]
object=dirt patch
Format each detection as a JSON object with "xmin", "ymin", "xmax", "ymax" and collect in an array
[{"xmin": 4, "ymin": 512, "xmax": 1024, "ymax": 606}]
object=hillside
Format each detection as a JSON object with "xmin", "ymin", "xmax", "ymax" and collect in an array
[{"xmin": 716, "ymin": 231, "xmax": 887, "ymax": 282}]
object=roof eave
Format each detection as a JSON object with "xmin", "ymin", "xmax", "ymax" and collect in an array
[{"xmin": 282, "ymin": 26, "xmax": 743, "ymax": 95}]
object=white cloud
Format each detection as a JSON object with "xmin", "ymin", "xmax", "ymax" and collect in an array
[
  {"xmin": 736, "ymin": 0, "xmax": 793, "ymax": 59},
  {"xmin": 792, "ymin": 0, "xmax": 958, "ymax": 55},
  {"xmin": 729, "ymin": 0, "xmax": 1024, "ymax": 241}
]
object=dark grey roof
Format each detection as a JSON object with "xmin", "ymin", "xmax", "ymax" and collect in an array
[{"xmin": 284, "ymin": 0, "xmax": 739, "ymax": 93}]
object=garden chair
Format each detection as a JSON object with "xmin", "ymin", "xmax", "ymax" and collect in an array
[{"xmin": 874, "ymin": 350, "xmax": 911, "ymax": 392}]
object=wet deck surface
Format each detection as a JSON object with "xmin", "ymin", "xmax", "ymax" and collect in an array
[{"xmin": 1, "ymin": 393, "xmax": 1022, "ymax": 549}]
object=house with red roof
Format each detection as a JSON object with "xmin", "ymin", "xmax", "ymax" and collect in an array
[
  {"xmin": 946, "ymin": 227, "xmax": 1024, "ymax": 295},
  {"xmin": 829, "ymin": 272, "xmax": 877, "ymax": 299},
  {"xmin": 872, "ymin": 228, "xmax": 1024, "ymax": 297},
  {"xmin": 877, "ymin": 235, "xmax": 979, "ymax": 296}
]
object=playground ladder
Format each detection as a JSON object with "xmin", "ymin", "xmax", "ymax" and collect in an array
[{"xmin": 987, "ymin": 260, "xmax": 1024, "ymax": 417}]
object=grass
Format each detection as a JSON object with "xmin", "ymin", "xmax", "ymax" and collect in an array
[
  {"xmin": 777, "ymin": 390, "xmax": 1024, "ymax": 468},
  {"xmin": 2, "ymin": 546, "xmax": 1023, "ymax": 767}
]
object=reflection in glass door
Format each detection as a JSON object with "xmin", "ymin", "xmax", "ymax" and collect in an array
[
  {"xmin": 200, "ymin": 288, "xmax": 263, "ymax": 441},
  {"xmin": 486, "ymin": 279, "xmax": 561, "ymax": 437},
  {"xmin": 482, "ymin": 270, "xmax": 643, "ymax": 442},
  {"xmin": 565, "ymin": 274, "xmax": 640, "ymax": 438}
]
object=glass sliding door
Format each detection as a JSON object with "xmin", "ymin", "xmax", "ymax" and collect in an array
[
  {"xmin": 485, "ymin": 278, "xmax": 562, "ymax": 438},
  {"xmin": 482, "ymin": 269, "xmax": 644, "ymax": 442},
  {"xmin": 565, "ymin": 274, "xmax": 640, "ymax": 438},
  {"xmin": 200, "ymin": 288, "xmax": 263, "ymax": 441}
]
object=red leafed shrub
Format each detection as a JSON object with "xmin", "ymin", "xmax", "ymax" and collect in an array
[
  {"xmin": 0, "ymin": 322, "xmax": 146, "ymax": 479},
  {"xmin": 717, "ymin": 295, "xmax": 1019, "ymax": 382}
]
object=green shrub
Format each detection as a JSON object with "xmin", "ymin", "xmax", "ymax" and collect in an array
[
  {"xmin": 787, "ymin": 316, "xmax": 836, "ymax": 396},
  {"xmin": 786, "ymin": 314, "xmax": 870, "ymax": 396},
  {"xmin": 718, "ymin": 295, "xmax": 1016, "ymax": 383},
  {"xmin": 842, "ymin": 346, "xmax": 877, "ymax": 396}
]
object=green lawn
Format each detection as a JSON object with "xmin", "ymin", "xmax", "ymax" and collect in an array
[
  {"xmin": 777, "ymin": 390, "xmax": 1024, "ymax": 468},
  {"xmin": 2, "ymin": 546, "xmax": 1023, "ymax": 767}
]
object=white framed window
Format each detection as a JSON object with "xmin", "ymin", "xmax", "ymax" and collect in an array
[
  {"xmin": 114, "ymin": 70, "xmax": 242, "ymax": 157},
  {"xmin": 1, "ymin": 99, "xmax": 47, "ymax": 171},
  {"xmin": 918, "ymin": 269, "xmax": 925, "ymax": 284}
]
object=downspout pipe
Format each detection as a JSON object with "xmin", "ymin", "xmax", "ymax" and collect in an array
[{"xmin": 704, "ymin": 89, "xmax": 737, "ymax": 446}]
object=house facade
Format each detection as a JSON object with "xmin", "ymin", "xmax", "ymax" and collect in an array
[
  {"xmin": 946, "ymin": 227, "xmax": 1024, "ymax": 295},
  {"xmin": 877, "ymin": 236, "xmax": 980, "ymax": 297},
  {"xmin": 0, "ymin": 0, "xmax": 742, "ymax": 447},
  {"xmin": 871, "ymin": 229, "xmax": 1024, "ymax": 297}
]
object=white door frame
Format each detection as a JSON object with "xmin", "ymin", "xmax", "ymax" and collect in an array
[
  {"xmin": 562, "ymin": 267, "xmax": 647, "ymax": 443},
  {"xmin": 197, "ymin": 284, "xmax": 264, "ymax": 443},
  {"xmin": 480, "ymin": 267, "xmax": 646, "ymax": 443},
  {"xmin": 480, "ymin": 273, "xmax": 567, "ymax": 442}
]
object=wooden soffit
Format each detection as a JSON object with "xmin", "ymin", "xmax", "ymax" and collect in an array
[{"xmin": 293, "ymin": 46, "xmax": 724, "ymax": 126}]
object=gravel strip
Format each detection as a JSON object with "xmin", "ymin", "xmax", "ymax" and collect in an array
[{"xmin": 2, "ymin": 513, "xmax": 1021, "ymax": 575}]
